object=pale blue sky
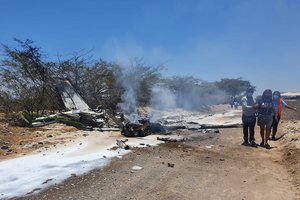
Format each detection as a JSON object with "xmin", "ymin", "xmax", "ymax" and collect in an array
[{"xmin": 1, "ymin": 0, "xmax": 299, "ymax": 94}]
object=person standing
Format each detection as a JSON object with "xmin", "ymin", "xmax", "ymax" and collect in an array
[
  {"xmin": 241, "ymin": 87, "xmax": 257, "ymax": 147},
  {"xmin": 256, "ymin": 89, "xmax": 277, "ymax": 149},
  {"xmin": 271, "ymin": 91, "xmax": 297, "ymax": 140},
  {"xmin": 229, "ymin": 96, "xmax": 234, "ymax": 109},
  {"xmin": 233, "ymin": 97, "xmax": 239, "ymax": 109}
]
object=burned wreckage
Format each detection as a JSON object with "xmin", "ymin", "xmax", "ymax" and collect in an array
[
  {"xmin": 21, "ymin": 79, "xmax": 236, "ymax": 137},
  {"xmin": 21, "ymin": 78, "xmax": 163, "ymax": 137}
]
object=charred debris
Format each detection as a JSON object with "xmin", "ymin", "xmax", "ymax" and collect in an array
[
  {"xmin": 20, "ymin": 78, "xmax": 231, "ymax": 137},
  {"xmin": 20, "ymin": 78, "xmax": 164, "ymax": 137}
]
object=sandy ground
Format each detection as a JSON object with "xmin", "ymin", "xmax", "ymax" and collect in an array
[
  {"xmin": 14, "ymin": 125, "xmax": 297, "ymax": 200},
  {"xmin": 1, "ymin": 101, "xmax": 300, "ymax": 200},
  {"xmin": 0, "ymin": 122, "xmax": 79, "ymax": 161}
]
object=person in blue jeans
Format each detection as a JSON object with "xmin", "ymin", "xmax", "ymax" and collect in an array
[
  {"xmin": 271, "ymin": 91, "xmax": 297, "ymax": 140},
  {"xmin": 241, "ymin": 87, "xmax": 257, "ymax": 147}
]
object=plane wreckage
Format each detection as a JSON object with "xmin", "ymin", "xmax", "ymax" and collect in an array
[
  {"xmin": 20, "ymin": 78, "xmax": 165, "ymax": 137},
  {"xmin": 20, "ymin": 78, "xmax": 241, "ymax": 137}
]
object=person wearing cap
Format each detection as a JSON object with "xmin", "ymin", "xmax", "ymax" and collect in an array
[
  {"xmin": 271, "ymin": 91, "xmax": 297, "ymax": 140},
  {"xmin": 241, "ymin": 87, "xmax": 257, "ymax": 147}
]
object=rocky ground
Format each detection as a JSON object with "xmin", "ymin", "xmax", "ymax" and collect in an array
[{"xmin": 1, "ymin": 100, "xmax": 300, "ymax": 200}]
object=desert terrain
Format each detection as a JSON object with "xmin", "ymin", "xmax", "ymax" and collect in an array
[{"xmin": 0, "ymin": 100, "xmax": 299, "ymax": 200}]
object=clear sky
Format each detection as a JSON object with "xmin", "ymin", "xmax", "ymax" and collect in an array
[{"xmin": 1, "ymin": 0, "xmax": 299, "ymax": 94}]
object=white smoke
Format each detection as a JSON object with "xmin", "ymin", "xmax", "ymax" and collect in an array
[
  {"xmin": 150, "ymin": 85, "xmax": 177, "ymax": 110},
  {"xmin": 117, "ymin": 69, "xmax": 228, "ymax": 122},
  {"xmin": 118, "ymin": 86, "xmax": 137, "ymax": 114},
  {"xmin": 116, "ymin": 67, "xmax": 140, "ymax": 122},
  {"xmin": 148, "ymin": 80, "xmax": 228, "ymax": 121},
  {"xmin": 148, "ymin": 85, "xmax": 177, "ymax": 121}
]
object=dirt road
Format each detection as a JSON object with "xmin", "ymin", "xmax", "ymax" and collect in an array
[
  {"xmin": 20, "ymin": 126, "xmax": 298, "ymax": 200},
  {"xmin": 1, "ymin": 100, "xmax": 298, "ymax": 200}
]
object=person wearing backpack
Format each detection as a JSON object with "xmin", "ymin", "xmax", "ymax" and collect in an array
[{"xmin": 256, "ymin": 89, "xmax": 277, "ymax": 149}]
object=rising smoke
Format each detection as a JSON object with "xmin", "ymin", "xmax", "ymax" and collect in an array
[
  {"xmin": 148, "ymin": 79, "xmax": 227, "ymax": 121},
  {"xmin": 150, "ymin": 77, "xmax": 227, "ymax": 110},
  {"xmin": 116, "ymin": 68, "xmax": 227, "ymax": 122},
  {"xmin": 116, "ymin": 67, "xmax": 140, "ymax": 122},
  {"xmin": 150, "ymin": 85, "xmax": 177, "ymax": 110}
]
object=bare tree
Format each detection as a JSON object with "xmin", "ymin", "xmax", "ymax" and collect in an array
[{"xmin": 0, "ymin": 39, "xmax": 61, "ymax": 115}]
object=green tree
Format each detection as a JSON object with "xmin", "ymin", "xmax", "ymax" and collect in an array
[
  {"xmin": 215, "ymin": 78, "xmax": 254, "ymax": 96},
  {"xmin": 81, "ymin": 60, "xmax": 122, "ymax": 110}
]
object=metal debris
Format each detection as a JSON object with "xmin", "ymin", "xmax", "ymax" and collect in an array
[
  {"xmin": 131, "ymin": 165, "xmax": 143, "ymax": 171},
  {"xmin": 116, "ymin": 139, "xmax": 130, "ymax": 150},
  {"xmin": 19, "ymin": 78, "xmax": 237, "ymax": 138},
  {"xmin": 167, "ymin": 163, "xmax": 174, "ymax": 168},
  {"xmin": 157, "ymin": 136, "xmax": 188, "ymax": 142}
]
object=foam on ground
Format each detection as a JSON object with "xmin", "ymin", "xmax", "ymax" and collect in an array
[
  {"xmin": 0, "ymin": 131, "xmax": 183, "ymax": 199},
  {"xmin": 0, "ymin": 106, "xmax": 241, "ymax": 199},
  {"xmin": 0, "ymin": 132, "xmax": 180, "ymax": 199},
  {"xmin": 157, "ymin": 107, "xmax": 242, "ymax": 126}
]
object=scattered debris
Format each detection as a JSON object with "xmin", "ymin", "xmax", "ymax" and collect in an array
[
  {"xmin": 18, "ymin": 78, "xmax": 241, "ymax": 138},
  {"xmin": 99, "ymin": 128, "xmax": 120, "ymax": 131},
  {"xmin": 199, "ymin": 129, "xmax": 220, "ymax": 134},
  {"xmin": 1, "ymin": 146, "xmax": 9, "ymax": 150},
  {"xmin": 167, "ymin": 163, "xmax": 174, "ymax": 168},
  {"xmin": 164, "ymin": 125, "xmax": 186, "ymax": 130},
  {"xmin": 18, "ymin": 79, "xmax": 165, "ymax": 137},
  {"xmin": 116, "ymin": 139, "xmax": 130, "ymax": 150},
  {"xmin": 26, "ymin": 188, "xmax": 42, "ymax": 195},
  {"xmin": 131, "ymin": 165, "xmax": 143, "ymax": 171},
  {"xmin": 157, "ymin": 136, "xmax": 188, "ymax": 142},
  {"xmin": 42, "ymin": 179, "xmax": 53, "ymax": 185},
  {"xmin": 121, "ymin": 119, "xmax": 151, "ymax": 137},
  {"xmin": 55, "ymin": 78, "xmax": 90, "ymax": 111},
  {"xmin": 205, "ymin": 145, "xmax": 214, "ymax": 149}
]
